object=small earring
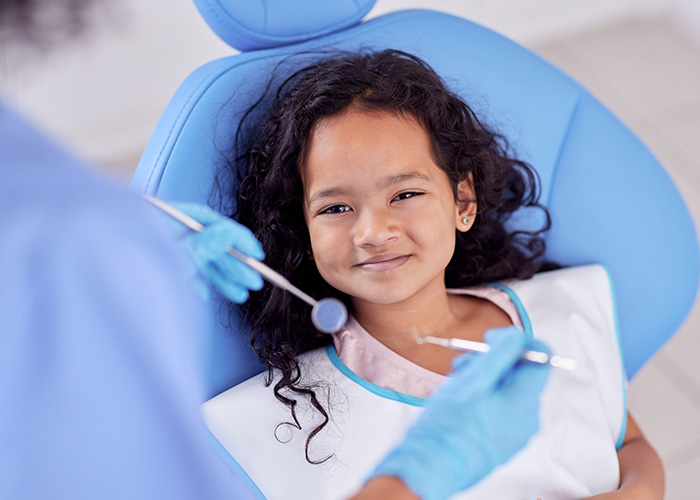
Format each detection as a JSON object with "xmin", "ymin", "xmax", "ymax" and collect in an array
[{"xmin": 462, "ymin": 216, "xmax": 469, "ymax": 225}]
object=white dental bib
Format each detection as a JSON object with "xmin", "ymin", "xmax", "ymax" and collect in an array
[{"xmin": 203, "ymin": 265, "xmax": 626, "ymax": 500}]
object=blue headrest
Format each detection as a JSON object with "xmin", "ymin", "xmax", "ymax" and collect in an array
[
  {"xmin": 193, "ymin": 0, "xmax": 377, "ymax": 51},
  {"xmin": 133, "ymin": 6, "xmax": 698, "ymax": 396}
]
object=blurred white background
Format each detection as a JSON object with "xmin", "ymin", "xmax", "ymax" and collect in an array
[{"xmin": 2, "ymin": 1, "xmax": 699, "ymax": 497}]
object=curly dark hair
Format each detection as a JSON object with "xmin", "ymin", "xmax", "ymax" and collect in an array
[{"xmin": 224, "ymin": 48, "xmax": 553, "ymax": 464}]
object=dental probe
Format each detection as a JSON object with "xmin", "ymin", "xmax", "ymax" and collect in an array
[
  {"xmin": 411, "ymin": 327, "xmax": 578, "ymax": 370},
  {"xmin": 143, "ymin": 194, "xmax": 348, "ymax": 334}
]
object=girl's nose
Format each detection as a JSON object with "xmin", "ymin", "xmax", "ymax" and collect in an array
[{"xmin": 353, "ymin": 209, "xmax": 401, "ymax": 247}]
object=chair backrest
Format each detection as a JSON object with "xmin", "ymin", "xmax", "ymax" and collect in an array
[{"xmin": 131, "ymin": 0, "xmax": 699, "ymax": 399}]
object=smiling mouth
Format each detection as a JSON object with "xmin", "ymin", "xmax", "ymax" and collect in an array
[{"xmin": 355, "ymin": 255, "xmax": 411, "ymax": 272}]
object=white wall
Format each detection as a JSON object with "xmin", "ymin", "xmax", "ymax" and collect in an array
[
  {"xmin": 369, "ymin": 0, "xmax": 669, "ymax": 43},
  {"xmin": 1, "ymin": 0, "xmax": 697, "ymax": 175},
  {"xmin": 670, "ymin": 0, "xmax": 700, "ymax": 42}
]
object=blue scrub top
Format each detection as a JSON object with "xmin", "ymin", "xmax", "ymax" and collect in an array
[{"xmin": 0, "ymin": 103, "xmax": 256, "ymax": 499}]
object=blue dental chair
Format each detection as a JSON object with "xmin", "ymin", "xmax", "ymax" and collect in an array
[{"xmin": 131, "ymin": 0, "xmax": 698, "ymax": 409}]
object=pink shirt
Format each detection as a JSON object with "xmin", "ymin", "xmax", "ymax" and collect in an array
[{"xmin": 331, "ymin": 286, "xmax": 522, "ymax": 398}]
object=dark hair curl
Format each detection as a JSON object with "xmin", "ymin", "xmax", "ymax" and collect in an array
[{"xmin": 225, "ymin": 48, "xmax": 553, "ymax": 464}]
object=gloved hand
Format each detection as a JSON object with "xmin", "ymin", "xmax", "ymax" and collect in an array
[
  {"xmin": 170, "ymin": 202, "xmax": 264, "ymax": 304},
  {"xmin": 369, "ymin": 326, "xmax": 551, "ymax": 500}
]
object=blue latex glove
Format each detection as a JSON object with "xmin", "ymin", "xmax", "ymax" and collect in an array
[
  {"xmin": 370, "ymin": 326, "xmax": 551, "ymax": 500},
  {"xmin": 171, "ymin": 202, "xmax": 264, "ymax": 304}
]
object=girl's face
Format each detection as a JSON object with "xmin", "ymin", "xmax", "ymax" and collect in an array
[{"xmin": 300, "ymin": 108, "xmax": 475, "ymax": 309}]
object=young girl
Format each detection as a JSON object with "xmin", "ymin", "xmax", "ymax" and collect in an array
[{"xmin": 203, "ymin": 49, "xmax": 664, "ymax": 499}]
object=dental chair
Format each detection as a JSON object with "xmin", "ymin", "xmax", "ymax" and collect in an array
[{"xmin": 131, "ymin": 0, "xmax": 698, "ymax": 408}]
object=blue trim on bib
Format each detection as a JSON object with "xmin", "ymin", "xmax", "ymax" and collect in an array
[
  {"xmin": 600, "ymin": 265, "xmax": 629, "ymax": 450},
  {"xmin": 207, "ymin": 429, "xmax": 268, "ymax": 500},
  {"xmin": 325, "ymin": 345, "xmax": 429, "ymax": 407},
  {"xmin": 488, "ymin": 283, "xmax": 534, "ymax": 340}
]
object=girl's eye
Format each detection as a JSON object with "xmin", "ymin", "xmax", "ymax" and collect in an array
[
  {"xmin": 319, "ymin": 204, "xmax": 352, "ymax": 215},
  {"xmin": 392, "ymin": 191, "xmax": 424, "ymax": 202}
]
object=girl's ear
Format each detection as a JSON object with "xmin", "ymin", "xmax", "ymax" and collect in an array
[{"xmin": 455, "ymin": 173, "xmax": 477, "ymax": 233}]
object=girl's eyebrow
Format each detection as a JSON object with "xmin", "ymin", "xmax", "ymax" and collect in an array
[
  {"xmin": 382, "ymin": 171, "xmax": 431, "ymax": 187},
  {"xmin": 307, "ymin": 171, "xmax": 431, "ymax": 207},
  {"xmin": 307, "ymin": 187, "xmax": 350, "ymax": 207}
]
